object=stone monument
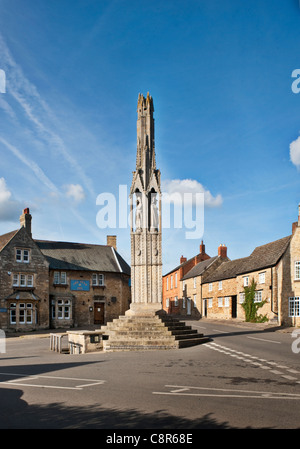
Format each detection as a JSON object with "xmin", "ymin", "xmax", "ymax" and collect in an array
[
  {"xmin": 128, "ymin": 92, "xmax": 162, "ymax": 316},
  {"xmin": 102, "ymin": 93, "xmax": 209, "ymax": 351}
]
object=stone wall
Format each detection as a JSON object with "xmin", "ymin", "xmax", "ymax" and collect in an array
[
  {"xmin": 0, "ymin": 227, "xmax": 49, "ymax": 331},
  {"xmin": 50, "ymin": 269, "xmax": 130, "ymax": 328}
]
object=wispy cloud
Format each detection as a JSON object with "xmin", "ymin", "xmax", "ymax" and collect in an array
[
  {"xmin": 0, "ymin": 137, "xmax": 58, "ymax": 193},
  {"xmin": 0, "ymin": 32, "xmax": 95, "ymax": 198}
]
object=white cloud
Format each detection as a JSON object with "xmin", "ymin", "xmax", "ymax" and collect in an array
[
  {"xmin": 64, "ymin": 184, "xmax": 86, "ymax": 203},
  {"xmin": 162, "ymin": 179, "xmax": 223, "ymax": 208},
  {"xmin": 290, "ymin": 136, "xmax": 300, "ymax": 168},
  {"xmin": 0, "ymin": 177, "xmax": 22, "ymax": 221}
]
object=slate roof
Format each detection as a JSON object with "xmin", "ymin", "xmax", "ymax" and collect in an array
[
  {"xmin": 182, "ymin": 256, "xmax": 219, "ymax": 280},
  {"xmin": 204, "ymin": 235, "xmax": 291, "ymax": 283},
  {"xmin": 35, "ymin": 240, "xmax": 130, "ymax": 275}
]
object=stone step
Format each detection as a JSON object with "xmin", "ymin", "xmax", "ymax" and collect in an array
[
  {"xmin": 177, "ymin": 337, "xmax": 210, "ymax": 348},
  {"xmin": 174, "ymin": 333, "xmax": 204, "ymax": 340},
  {"xmin": 169, "ymin": 329, "xmax": 198, "ymax": 336}
]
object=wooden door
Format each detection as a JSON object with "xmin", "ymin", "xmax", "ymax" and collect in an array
[{"xmin": 94, "ymin": 302, "xmax": 105, "ymax": 325}]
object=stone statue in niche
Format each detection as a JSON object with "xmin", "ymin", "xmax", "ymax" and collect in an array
[
  {"xmin": 135, "ymin": 194, "xmax": 143, "ymax": 231},
  {"xmin": 150, "ymin": 194, "xmax": 158, "ymax": 230}
]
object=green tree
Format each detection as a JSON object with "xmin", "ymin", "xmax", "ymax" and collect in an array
[{"xmin": 242, "ymin": 278, "xmax": 268, "ymax": 323}]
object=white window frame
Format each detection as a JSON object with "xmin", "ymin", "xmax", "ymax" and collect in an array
[
  {"xmin": 295, "ymin": 261, "xmax": 300, "ymax": 280},
  {"xmin": 224, "ymin": 297, "xmax": 230, "ymax": 307},
  {"xmin": 208, "ymin": 298, "xmax": 213, "ymax": 308},
  {"xmin": 92, "ymin": 273, "xmax": 104, "ymax": 286},
  {"xmin": 193, "ymin": 277, "xmax": 196, "ymax": 289},
  {"xmin": 254, "ymin": 291, "xmax": 263, "ymax": 303},
  {"xmin": 243, "ymin": 276, "xmax": 249, "ymax": 287},
  {"xmin": 174, "ymin": 296, "xmax": 178, "ymax": 307},
  {"xmin": 182, "ymin": 297, "xmax": 186, "ymax": 309},
  {"xmin": 10, "ymin": 303, "xmax": 16, "ymax": 324},
  {"xmin": 16, "ymin": 249, "xmax": 30, "ymax": 263},
  {"xmin": 166, "ymin": 277, "xmax": 169, "ymax": 291},
  {"xmin": 218, "ymin": 281, "xmax": 222, "ymax": 291},
  {"xmin": 57, "ymin": 299, "xmax": 71, "ymax": 320},
  {"xmin": 239, "ymin": 292, "xmax": 245, "ymax": 304},
  {"xmin": 54, "ymin": 271, "xmax": 67, "ymax": 285},
  {"xmin": 193, "ymin": 294, "xmax": 197, "ymax": 307},
  {"xmin": 218, "ymin": 297, "xmax": 223, "ymax": 307},
  {"xmin": 209, "ymin": 283, "xmax": 213, "ymax": 292},
  {"xmin": 166, "ymin": 298, "xmax": 170, "ymax": 308},
  {"xmin": 259, "ymin": 272, "xmax": 265, "ymax": 284},
  {"xmin": 13, "ymin": 273, "xmax": 34, "ymax": 288},
  {"xmin": 289, "ymin": 297, "xmax": 300, "ymax": 317}
]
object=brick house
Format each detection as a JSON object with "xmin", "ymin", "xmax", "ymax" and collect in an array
[
  {"xmin": 182, "ymin": 244, "xmax": 229, "ymax": 318},
  {"xmin": 202, "ymin": 205, "xmax": 300, "ymax": 326},
  {"xmin": 162, "ymin": 241, "xmax": 210, "ymax": 315},
  {"xmin": 0, "ymin": 209, "xmax": 131, "ymax": 332}
]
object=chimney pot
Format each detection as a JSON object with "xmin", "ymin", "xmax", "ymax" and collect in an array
[{"xmin": 218, "ymin": 244, "xmax": 227, "ymax": 258}]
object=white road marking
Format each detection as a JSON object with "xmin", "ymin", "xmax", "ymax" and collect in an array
[
  {"xmin": 204, "ymin": 342, "xmax": 300, "ymax": 384},
  {"xmin": 153, "ymin": 385, "xmax": 300, "ymax": 400},
  {"xmin": 0, "ymin": 372, "xmax": 106, "ymax": 390},
  {"xmin": 247, "ymin": 336, "xmax": 281, "ymax": 344}
]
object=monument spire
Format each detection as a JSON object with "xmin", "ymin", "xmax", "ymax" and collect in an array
[{"xmin": 129, "ymin": 92, "xmax": 162, "ymax": 314}]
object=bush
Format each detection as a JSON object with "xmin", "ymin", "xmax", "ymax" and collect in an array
[{"xmin": 241, "ymin": 278, "xmax": 268, "ymax": 323}]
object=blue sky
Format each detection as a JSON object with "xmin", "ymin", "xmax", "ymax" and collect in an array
[{"xmin": 0, "ymin": 0, "xmax": 300, "ymax": 274}]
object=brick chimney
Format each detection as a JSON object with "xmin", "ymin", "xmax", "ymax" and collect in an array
[
  {"xmin": 218, "ymin": 244, "xmax": 227, "ymax": 258},
  {"xmin": 180, "ymin": 255, "xmax": 187, "ymax": 264},
  {"xmin": 199, "ymin": 240, "xmax": 205, "ymax": 254},
  {"xmin": 107, "ymin": 235, "xmax": 117, "ymax": 251},
  {"xmin": 19, "ymin": 208, "xmax": 32, "ymax": 237}
]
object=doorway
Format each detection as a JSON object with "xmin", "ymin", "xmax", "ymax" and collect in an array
[
  {"xmin": 187, "ymin": 298, "xmax": 191, "ymax": 315},
  {"xmin": 94, "ymin": 302, "xmax": 105, "ymax": 325},
  {"xmin": 231, "ymin": 295, "xmax": 237, "ymax": 318},
  {"xmin": 203, "ymin": 299, "xmax": 207, "ymax": 317}
]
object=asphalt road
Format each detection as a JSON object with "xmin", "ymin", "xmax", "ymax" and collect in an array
[{"xmin": 0, "ymin": 319, "xmax": 299, "ymax": 433}]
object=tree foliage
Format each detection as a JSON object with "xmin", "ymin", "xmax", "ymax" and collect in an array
[{"xmin": 241, "ymin": 278, "xmax": 268, "ymax": 323}]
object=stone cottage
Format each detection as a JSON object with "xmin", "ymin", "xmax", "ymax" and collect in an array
[{"xmin": 0, "ymin": 208, "xmax": 131, "ymax": 332}]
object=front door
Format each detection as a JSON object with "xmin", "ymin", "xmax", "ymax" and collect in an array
[
  {"xmin": 203, "ymin": 299, "xmax": 207, "ymax": 317},
  {"xmin": 94, "ymin": 302, "xmax": 105, "ymax": 325}
]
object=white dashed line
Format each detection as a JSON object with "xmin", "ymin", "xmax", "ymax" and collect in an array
[{"xmin": 205, "ymin": 342, "xmax": 300, "ymax": 384}]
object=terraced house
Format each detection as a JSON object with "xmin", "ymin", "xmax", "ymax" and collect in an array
[
  {"xmin": 201, "ymin": 205, "xmax": 300, "ymax": 327},
  {"xmin": 0, "ymin": 209, "xmax": 131, "ymax": 332}
]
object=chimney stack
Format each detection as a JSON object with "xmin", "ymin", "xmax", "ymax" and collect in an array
[
  {"xmin": 218, "ymin": 244, "xmax": 227, "ymax": 259},
  {"xmin": 180, "ymin": 255, "xmax": 187, "ymax": 264},
  {"xmin": 20, "ymin": 208, "xmax": 32, "ymax": 237},
  {"xmin": 107, "ymin": 235, "xmax": 117, "ymax": 251},
  {"xmin": 199, "ymin": 240, "xmax": 205, "ymax": 254}
]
